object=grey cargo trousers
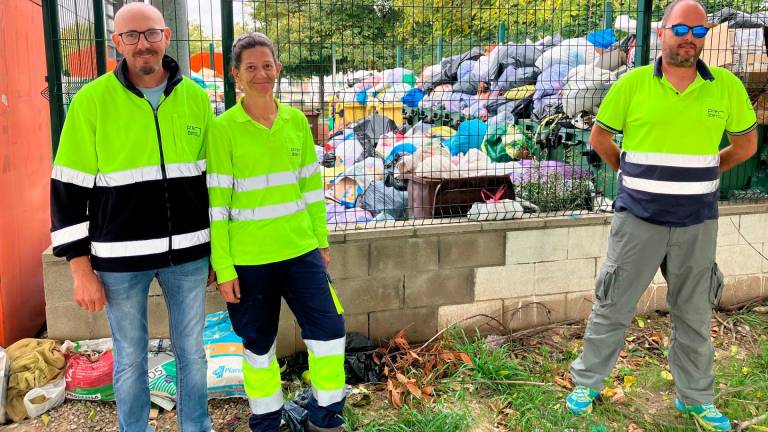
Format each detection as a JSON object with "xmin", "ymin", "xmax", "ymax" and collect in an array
[{"xmin": 570, "ymin": 211, "xmax": 724, "ymax": 405}]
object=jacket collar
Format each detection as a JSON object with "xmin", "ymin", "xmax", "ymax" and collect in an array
[{"xmin": 114, "ymin": 55, "xmax": 184, "ymax": 98}]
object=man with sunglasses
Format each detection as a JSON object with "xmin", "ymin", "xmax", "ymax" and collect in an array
[
  {"xmin": 565, "ymin": 0, "xmax": 757, "ymax": 430},
  {"xmin": 50, "ymin": 3, "xmax": 213, "ymax": 431}
]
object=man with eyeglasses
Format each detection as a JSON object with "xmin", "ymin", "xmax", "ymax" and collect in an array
[
  {"xmin": 565, "ymin": 0, "xmax": 757, "ymax": 430},
  {"xmin": 50, "ymin": 3, "xmax": 213, "ymax": 431}
]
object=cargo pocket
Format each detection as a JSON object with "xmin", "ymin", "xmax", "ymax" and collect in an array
[
  {"xmin": 709, "ymin": 262, "xmax": 724, "ymax": 308},
  {"xmin": 595, "ymin": 263, "xmax": 619, "ymax": 305},
  {"xmin": 326, "ymin": 273, "xmax": 345, "ymax": 315}
]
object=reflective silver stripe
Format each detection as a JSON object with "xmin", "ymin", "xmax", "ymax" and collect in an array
[
  {"xmin": 209, "ymin": 207, "xmax": 230, "ymax": 222},
  {"xmin": 298, "ymin": 163, "xmax": 321, "ymax": 179},
  {"xmin": 95, "ymin": 161, "xmax": 204, "ymax": 187},
  {"xmin": 624, "ymin": 151, "xmax": 719, "ymax": 168},
  {"xmin": 303, "ymin": 189, "xmax": 326, "ymax": 204},
  {"xmin": 96, "ymin": 166, "xmax": 162, "ymax": 187},
  {"xmin": 207, "ymin": 174, "xmax": 234, "ymax": 188},
  {"xmin": 52, "ymin": 166, "xmax": 96, "ymax": 188},
  {"xmin": 622, "ymin": 175, "xmax": 720, "ymax": 195},
  {"xmin": 305, "ymin": 337, "xmax": 345, "ymax": 357},
  {"xmin": 90, "ymin": 229, "xmax": 209, "ymax": 258},
  {"xmin": 243, "ymin": 343, "xmax": 276, "ymax": 369},
  {"xmin": 235, "ymin": 171, "xmax": 298, "ymax": 192},
  {"xmin": 248, "ymin": 389, "xmax": 284, "ymax": 415},
  {"xmin": 230, "ymin": 200, "xmax": 305, "ymax": 221},
  {"xmin": 166, "ymin": 161, "xmax": 204, "ymax": 179},
  {"xmin": 312, "ymin": 387, "xmax": 346, "ymax": 407},
  {"xmin": 91, "ymin": 237, "xmax": 167, "ymax": 258},
  {"xmin": 51, "ymin": 222, "xmax": 89, "ymax": 247},
  {"xmin": 171, "ymin": 228, "xmax": 209, "ymax": 250}
]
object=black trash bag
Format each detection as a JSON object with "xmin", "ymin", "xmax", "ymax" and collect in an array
[
  {"xmin": 322, "ymin": 151, "xmax": 336, "ymax": 168},
  {"xmin": 361, "ymin": 181, "xmax": 408, "ymax": 220},
  {"xmin": 282, "ymin": 399, "xmax": 309, "ymax": 432},
  {"xmin": 344, "ymin": 332, "xmax": 384, "ymax": 385},
  {"xmin": 353, "ymin": 113, "xmax": 398, "ymax": 155}
]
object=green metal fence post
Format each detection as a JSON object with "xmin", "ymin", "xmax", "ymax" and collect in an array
[
  {"xmin": 42, "ymin": 0, "xmax": 65, "ymax": 157},
  {"xmin": 603, "ymin": 1, "xmax": 614, "ymax": 30},
  {"xmin": 498, "ymin": 23, "xmax": 507, "ymax": 44},
  {"xmin": 436, "ymin": 36, "xmax": 443, "ymax": 61},
  {"xmin": 634, "ymin": 0, "xmax": 653, "ymax": 66},
  {"xmin": 93, "ymin": 0, "xmax": 107, "ymax": 76},
  {"xmin": 221, "ymin": 0, "xmax": 236, "ymax": 109},
  {"xmin": 209, "ymin": 42, "xmax": 216, "ymax": 74},
  {"xmin": 396, "ymin": 45, "xmax": 403, "ymax": 67}
]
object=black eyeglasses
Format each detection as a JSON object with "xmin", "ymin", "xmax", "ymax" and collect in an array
[
  {"xmin": 117, "ymin": 29, "xmax": 164, "ymax": 45},
  {"xmin": 662, "ymin": 24, "xmax": 710, "ymax": 39}
]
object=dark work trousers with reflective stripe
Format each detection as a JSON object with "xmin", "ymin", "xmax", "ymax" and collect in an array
[
  {"xmin": 570, "ymin": 211, "xmax": 723, "ymax": 405},
  {"xmin": 229, "ymin": 249, "xmax": 346, "ymax": 432}
]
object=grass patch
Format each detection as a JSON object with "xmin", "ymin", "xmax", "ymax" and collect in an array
[{"xmin": 344, "ymin": 404, "xmax": 472, "ymax": 432}]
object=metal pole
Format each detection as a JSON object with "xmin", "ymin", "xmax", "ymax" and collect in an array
[
  {"xmin": 221, "ymin": 0, "xmax": 236, "ymax": 108},
  {"xmin": 209, "ymin": 42, "xmax": 215, "ymax": 73},
  {"xmin": 634, "ymin": 0, "xmax": 653, "ymax": 66},
  {"xmin": 42, "ymin": 0, "xmax": 65, "ymax": 157},
  {"xmin": 331, "ymin": 43, "xmax": 337, "ymax": 85},
  {"xmin": 603, "ymin": 1, "xmax": 614, "ymax": 30},
  {"xmin": 93, "ymin": 0, "xmax": 108, "ymax": 76},
  {"xmin": 498, "ymin": 23, "xmax": 506, "ymax": 44},
  {"xmin": 436, "ymin": 36, "xmax": 443, "ymax": 61},
  {"xmin": 396, "ymin": 45, "xmax": 403, "ymax": 68}
]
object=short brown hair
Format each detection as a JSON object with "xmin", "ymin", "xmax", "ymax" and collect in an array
[{"xmin": 231, "ymin": 32, "xmax": 278, "ymax": 69}]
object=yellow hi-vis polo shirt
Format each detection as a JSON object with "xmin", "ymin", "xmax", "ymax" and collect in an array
[
  {"xmin": 595, "ymin": 57, "xmax": 757, "ymax": 226},
  {"xmin": 206, "ymin": 98, "xmax": 328, "ymax": 283}
]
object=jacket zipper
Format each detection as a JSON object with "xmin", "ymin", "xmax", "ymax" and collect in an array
[{"xmin": 149, "ymin": 99, "xmax": 174, "ymax": 266}]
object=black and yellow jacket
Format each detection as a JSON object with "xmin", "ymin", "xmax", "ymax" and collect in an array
[{"xmin": 50, "ymin": 55, "xmax": 213, "ymax": 271}]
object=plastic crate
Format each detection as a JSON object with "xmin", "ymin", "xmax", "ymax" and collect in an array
[{"xmin": 401, "ymin": 174, "xmax": 515, "ymax": 219}]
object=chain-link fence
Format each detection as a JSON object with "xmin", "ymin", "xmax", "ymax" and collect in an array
[{"xmin": 42, "ymin": 0, "xmax": 768, "ymax": 229}]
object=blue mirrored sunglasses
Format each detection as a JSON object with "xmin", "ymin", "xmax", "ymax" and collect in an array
[{"xmin": 663, "ymin": 24, "xmax": 710, "ymax": 38}]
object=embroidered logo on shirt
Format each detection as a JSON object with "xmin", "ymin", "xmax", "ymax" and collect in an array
[
  {"xmin": 187, "ymin": 125, "xmax": 202, "ymax": 137},
  {"xmin": 289, "ymin": 147, "xmax": 301, "ymax": 157},
  {"xmin": 706, "ymin": 108, "xmax": 725, "ymax": 120}
]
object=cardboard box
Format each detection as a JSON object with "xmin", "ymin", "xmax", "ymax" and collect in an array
[{"xmin": 702, "ymin": 22, "xmax": 734, "ymax": 66}]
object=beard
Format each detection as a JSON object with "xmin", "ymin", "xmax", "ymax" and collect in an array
[
  {"xmin": 134, "ymin": 49, "xmax": 161, "ymax": 76},
  {"xmin": 663, "ymin": 42, "xmax": 703, "ymax": 67}
]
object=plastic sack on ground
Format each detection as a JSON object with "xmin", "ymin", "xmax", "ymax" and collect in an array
[
  {"xmin": 326, "ymin": 203, "xmax": 373, "ymax": 224},
  {"xmin": 23, "ymin": 376, "xmax": 65, "ymax": 418},
  {"xmin": 533, "ymin": 64, "xmax": 572, "ymax": 100},
  {"xmin": 535, "ymin": 38, "xmax": 596, "ymax": 71},
  {"xmin": 204, "ymin": 311, "xmax": 246, "ymax": 399},
  {"xmin": 64, "ymin": 349, "xmax": 115, "ymax": 401},
  {"xmin": 452, "ymin": 59, "xmax": 479, "ymax": 94},
  {"xmin": 0, "ymin": 348, "xmax": 8, "ymax": 423},
  {"xmin": 148, "ymin": 352, "xmax": 177, "ymax": 410},
  {"xmin": 586, "ymin": 28, "xmax": 617, "ymax": 50}
]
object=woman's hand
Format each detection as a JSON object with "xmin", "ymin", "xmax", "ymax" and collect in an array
[
  {"xmin": 218, "ymin": 278, "xmax": 241, "ymax": 303},
  {"xmin": 319, "ymin": 248, "xmax": 331, "ymax": 268}
]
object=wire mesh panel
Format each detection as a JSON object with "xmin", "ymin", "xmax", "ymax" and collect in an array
[{"xmin": 43, "ymin": 0, "xmax": 768, "ymax": 230}]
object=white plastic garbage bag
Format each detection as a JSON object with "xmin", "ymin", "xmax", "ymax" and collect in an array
[
  {"xmin": 535, "ymin": 37, "xmax": 596, "ymax": 71},
  {"xmin": 23, "ymin": 376, "xmax": 66, "ymax": 418}
]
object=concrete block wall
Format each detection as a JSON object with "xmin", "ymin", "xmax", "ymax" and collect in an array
[{"xmin": 42, "ymin": 204, "xmax": 768, "ymax": 356}]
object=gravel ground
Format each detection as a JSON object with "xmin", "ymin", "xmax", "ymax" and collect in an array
[{"xmin": 0, "ymin": 398, "xmax": 254, "ymax": 432}]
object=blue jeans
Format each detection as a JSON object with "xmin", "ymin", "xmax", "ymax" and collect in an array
[{"xmin": 98, "ymin": 257, "xmax": 211, "ymax": 432}]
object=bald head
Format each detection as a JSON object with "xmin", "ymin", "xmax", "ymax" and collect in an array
[
  {"xmin": 114, "ymin": 2, "xmax": 165, "ymax": 34},
  {"xmin": 662, "ymin": 0, "xmax": 707, "ymax": 26},
  {"xmin": 111, "ymin": 2, "xmax": 171, "ymax": 83}
]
